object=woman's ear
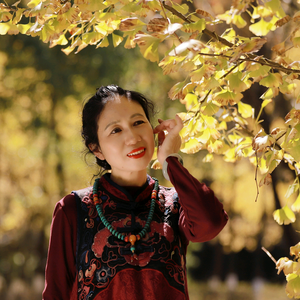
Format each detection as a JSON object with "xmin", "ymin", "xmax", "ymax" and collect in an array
[{"xmin": 89, "ymin": 143, "xmax": 105, "ymax": 160}]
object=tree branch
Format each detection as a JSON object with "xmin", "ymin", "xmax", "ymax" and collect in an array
[{"xmin": 162, "ymin": 1, "xmax": 300, "ymax": 76}]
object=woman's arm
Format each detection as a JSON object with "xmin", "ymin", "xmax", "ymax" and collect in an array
[
  {"xmin": 43, "ymin": 195, "xmax": 77, "ymax": 300},
  {"xmin": 153, "ymin": 115, "xmax": 227, "ymax": 242},
  {"xmin": 166, "ymin": 156, "xmax": 228, "ymax": 243}
]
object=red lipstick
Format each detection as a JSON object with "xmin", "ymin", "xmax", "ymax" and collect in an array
[{"xmin": 127, "ymin": 147, "xmax": 146, "ymax": 159}]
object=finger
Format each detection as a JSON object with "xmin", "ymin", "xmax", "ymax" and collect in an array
[
  {"xmin": 153, "ymin": 124, "xmax": 162, "ymax": 134},
  {"xmin": 175, "ymin": 114, "xmax": 183, "ymax": 130},
  {"xmin": 153, "ymin": 119, "xmax": 168, "ymax": 133},
  {"xmin": 158, "ymin": 131, "xmax": 165, "ymax": 146}
]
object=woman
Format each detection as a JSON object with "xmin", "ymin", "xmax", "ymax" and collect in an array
[{"xmin": 43, "ymin": 85, "xmax": 228, "ymax": 300}]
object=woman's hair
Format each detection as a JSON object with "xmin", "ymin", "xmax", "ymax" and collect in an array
[{"xmin": 81, "ymin": 84, "xmax": 155, "ymax": 170}]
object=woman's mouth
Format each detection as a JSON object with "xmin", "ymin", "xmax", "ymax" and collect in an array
[{"xmin": 127, "ymin": 147, "xmax": 146, "ymax": 159}]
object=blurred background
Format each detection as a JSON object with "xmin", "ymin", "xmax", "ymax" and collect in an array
[{"xmin": 1, "ymin": 0, "xmax": 299, "ymax": 299}]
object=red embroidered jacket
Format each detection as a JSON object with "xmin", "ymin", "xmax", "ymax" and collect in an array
[{"xmin": 43, "ymin": 157, "xmax": 228, "ymax": 300}]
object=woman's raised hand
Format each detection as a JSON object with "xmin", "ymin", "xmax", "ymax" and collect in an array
[{"xmin": 153, "ymin": 115, "xmax": 183, "ymax": 165}]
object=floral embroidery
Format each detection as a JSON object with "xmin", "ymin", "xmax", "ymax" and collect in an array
[{"xmin": 96, "ymin": 265, "xmax": 112, "ymax": 283}]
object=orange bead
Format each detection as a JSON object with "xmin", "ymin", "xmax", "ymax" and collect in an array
[
  {"xmin": 136, "ymin": 234, "xmax": 141, "ymax": 241},
  {"xmin": 129, "ymin": 235, "xmax": 136, "ymax": 245}
]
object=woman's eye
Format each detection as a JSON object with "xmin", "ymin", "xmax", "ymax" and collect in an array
[
  {"xmin": 134, "ymin": 120, "xmax": 145, "ymax": 126},
  {"xmin": 111, "ymin": 128, "xmax": 121, "ymax": 134}
]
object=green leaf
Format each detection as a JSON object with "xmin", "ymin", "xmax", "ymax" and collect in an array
[
  {"xmin": 259, "ymin": 73, "xmax": 283, "ymax": 88},
  {"xmin": 134, "ymin": 34, "xmax": 160, "ymax": 62},
  {"xmin": 249, "ymin": 65, "xmax": 271, "ymax": 78},
  {"xmin": 85, "ymin": 0, "xmax": 107, "ymax": 11},
  {"xmin": 183, "ymin": 19, "xmax": 205, "ymax": 32},
  {"xmin": 228, "ymin": 72, "xmax": 248, "ymax": 93},
  {"xmin": 273, "ymin": 205, "xmax": 296, "ymax": 225},
  {"xmin": 285, "ymin": 139, "xmax": 300, "ymax": 162},
  {"xmin": 202, "ymin": 102, "xmax": 220, "ymax": 116},
  {"xmin": 204, "ymin": 77, "xmax": 220, "ymax": 90},
  {"xmin": 265, "ymin": 0, "xmax": 286, "ymax": 18},
  {"xmin": 238, "ymin": 101, "xmax": 253, "ymax": 118}
]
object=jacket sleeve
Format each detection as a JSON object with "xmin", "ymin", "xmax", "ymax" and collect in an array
[
  {"xmin": 42, "ymin": 194, "xmax": 77, "ymax": 300},
  {"xmin": 166, "ymin": 156, "xmax": 228, "ymax": 243}
]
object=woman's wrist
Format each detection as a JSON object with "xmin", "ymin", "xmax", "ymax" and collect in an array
[{"xmin": 162, "ymin": 153, "xmax": 183, "ymax": 181}]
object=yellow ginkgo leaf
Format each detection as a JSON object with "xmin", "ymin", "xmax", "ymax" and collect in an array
[
  {"xmin": 233, "ymin": 14, "xmax": 247, "ymax": 28},
  {"xmin": 202, "ymin": 153, "xmax": 214, "ymax": 162},
  {"xmin": 265, "ymin": 0, "xmax": 286, "ymax": 18},
  {"xmin": 276, "ymin": 257, "xmax": 294, "ymax": 275},
  {"xmin": 286, "ymin": 273, "xmax": 300, "ymax": 299},
  {"xmin": 290, "ymin": 242, "xmax": 300, "ymax": 258},
  {"xmin": 273, "ymin": 205, "xmax": 296, "ymax": 225},
  {"xmin": 228, "ymin": 72, "xmax": 248, "ymax": 93},
  {"xmin": 183, "ymin": 19, "xmax": 205, "ymax": 33},
  {"xmin": 249, "ymin": 18, "xmax": 275, "ymax": 36},
  {"xmin": 259, "ymin": 73, "xmax": 283, "ymax": 88},
  {"xmin": 168, "ymin": 81, "xmax": 186, "ymax": 100},
  {"xmin": 0, "ymin": 22, "xmax": 11, "ymax": 35},
  {"xmin": 207, "ymin": 139, "xmax": 223, "ymax": 153},
  {"xmin": 180, "ymin": 138, "xmax": 203, "ymax": 154},
  {"xmin": 214, "ymin": 90, "xmax": 237, "ymax": 105},
  {"xmin": 184, "ymin": 93, "xmax": 198, "ymax": 110},
  {"xmin": 119, "ymin": 17, "xmax": 145, "ymax": 32},
  {"xmin": 249, "ymin": 65, "xmax": 270, "ymax": 78},
  {"xmin": 238, "ymin": 101, "xmax": 254, "ymax": 118},
  {"xmin": 151, "ymin": 159, "xmax": 162, "ymax": 169},
  {"xmin": 96, "ymin": 36, "xmax": 109, "ymax": 48},
  {"xmin": 201, "ymin": 102, "xmax": 220, "ymax": 116},
  {"xmin": 292, "ymin": 194, "xmax": 300, "ymax": 212},
  {"xmin": 134, "ymin": 33, "xmax": 160, "ymax": 62},
  {"xmin": 112, "ymin": 33, "xmax": 123, "ymax": 47}
]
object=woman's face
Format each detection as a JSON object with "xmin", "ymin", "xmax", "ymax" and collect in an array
[{"xmin": 92, "ymin": 95, "xmax": 155, "ymax": 184}]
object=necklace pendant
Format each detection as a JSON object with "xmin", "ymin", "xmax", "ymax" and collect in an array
[{"xmin": 131, "ymin": 253, "xmax": 138, "ymax": 262}]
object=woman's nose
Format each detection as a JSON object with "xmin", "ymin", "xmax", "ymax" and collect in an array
[{"xmin": 125, "ymin": 129, "xmax": 142, "ymax": 145}]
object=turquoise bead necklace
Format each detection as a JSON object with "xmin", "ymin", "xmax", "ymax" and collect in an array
[{"xmin": 92, "ymin": 177, "xmax": 158, "ymax": 259}]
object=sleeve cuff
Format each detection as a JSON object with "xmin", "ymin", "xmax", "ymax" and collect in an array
[{"xmin": 162, "ymin": 153, "xmax": 183, "ymax": 181}]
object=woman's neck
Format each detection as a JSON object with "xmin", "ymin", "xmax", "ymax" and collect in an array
[{"xmin": 110, "ymin": 169, "xmax": 148, "ymax": 187}]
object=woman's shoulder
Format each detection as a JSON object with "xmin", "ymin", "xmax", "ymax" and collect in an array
[{"xmin": 54, "ymin": 187, "xmax": 92, "ymax": 217}]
